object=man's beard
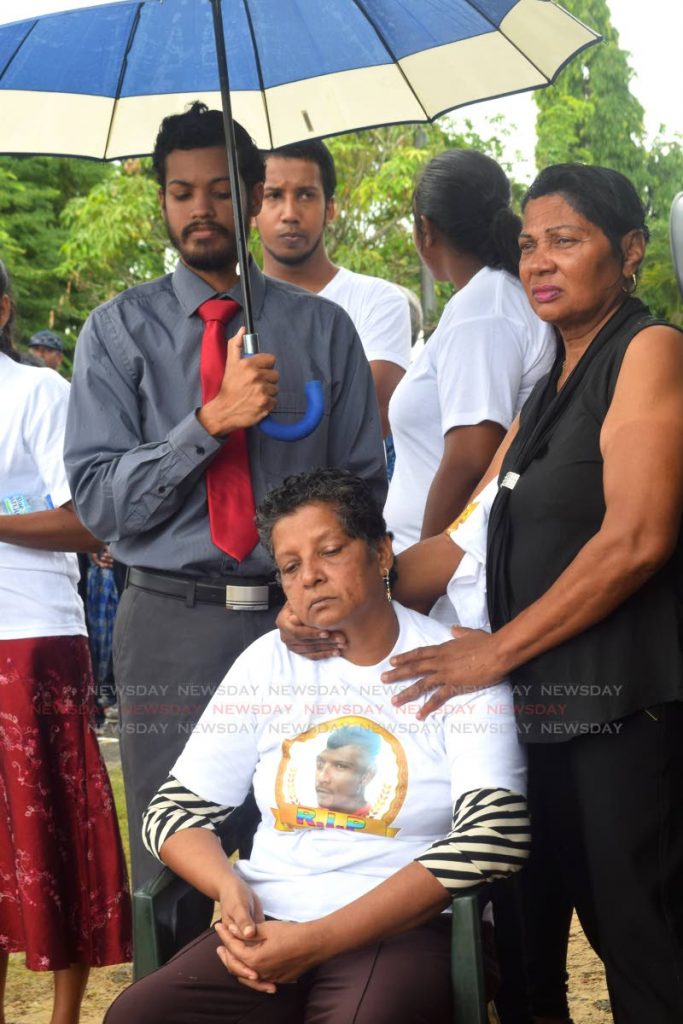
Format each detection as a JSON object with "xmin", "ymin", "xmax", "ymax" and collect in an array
[
  {"xmin": 167, "ymin": 220, "xmax": 238, "ymax": 273},
  {"xmin": 262, "ymin": 231, "xmax": 325, "ymax": 268}
]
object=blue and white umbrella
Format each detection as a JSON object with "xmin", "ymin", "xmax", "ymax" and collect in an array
[
  {"xmin": 0, "ymin": 0, "xmax": 599, "ymax": 439},
  {"xmin": 1, "ymin": 0, "xmax": 599, "ymax": 159}
]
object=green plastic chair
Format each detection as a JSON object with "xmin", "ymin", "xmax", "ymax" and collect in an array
[{"xmin": 132, "ymin": 870, "xmax": 488, "ymax": 1023}]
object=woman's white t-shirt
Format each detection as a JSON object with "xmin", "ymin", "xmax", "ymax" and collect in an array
[
  {"xmin": 384, "ymin": 267, "xmax": 554, "ymax": 554},
  {"xmin": 0, "ymin": 354, "xmax": 86, "ymax": 639},
  {"xmin": 172, "ymin": 602, "xmax": 525, "ymax": 922}
]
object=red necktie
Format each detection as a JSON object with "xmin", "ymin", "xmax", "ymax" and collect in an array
[{"xmin": 198, "ymin": 298, "xmax": 259, "ymax": 562}]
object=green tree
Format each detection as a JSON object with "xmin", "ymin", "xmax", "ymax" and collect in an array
[
  {"xmin": 0, "ymin": 167, "xmax": 24, "ymax": 263},
  {"xmin": 0, "ymin": 156, "xmax": 111, "ymax": 349},
  {"xmin": 325, "ymin": 119, "xmax": 516, "ymax": 329},
  {"xmin": 534, "ymin": 0, "xmax": 683, "ymax": 322},
  {"xmin": 15, "ymin": 117, "xmax": 517, "ymax": 347},
  {"xmin": 535, "ymin": 0, "xmax": 646, "ymax": 184},
  {"xmin": 59, "ymin": 158, "xmax": 167, "ymax": 330},
  {"xmin": 639, "ymin": 137, "xmax": 683, "ymax": 321}
]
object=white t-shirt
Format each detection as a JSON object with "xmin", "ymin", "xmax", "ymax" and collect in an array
[
  {"xmin": 0, "ymin": 354, "xmax": 86, "ymax": 639},
  {"xmin": 319, "ymin": 267, "xmax": 411, "ymax": 370},
  {"xmin": 172, "ymin": 602, "xmax": 525, "ymax": 922},
  {"xmin": 384, "ymin": 267, "xmax": 554, "ymax": 554}
]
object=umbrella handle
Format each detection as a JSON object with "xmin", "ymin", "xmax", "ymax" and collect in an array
[
  {"xmin": 258, "ymin": 380, "xmax": 326, "ymax": 441},
  {"xmin": 243, "ymin": 335, "xmax": 325, "ymax": 441}
]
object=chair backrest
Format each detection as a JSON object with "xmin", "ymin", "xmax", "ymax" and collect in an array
[{"xmin": 670, "ymin": 192, "xmax": 683, "ymax": 298}]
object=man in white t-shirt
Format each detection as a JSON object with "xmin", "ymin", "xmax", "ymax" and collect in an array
[{"xmin": 255, "ymin": 141, "xmax": 411, "ymax": 436}]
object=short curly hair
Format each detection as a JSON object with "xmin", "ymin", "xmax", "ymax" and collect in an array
[
  {"xmin": 256, "ymin": 468, "xmax": 392, "ymax": 571},
  {"xmin": 265, "ymin": 140, "xmax": 337, "ymax": 201},
  {"xmin": 152, "ymin": 101, "xmax": 264, "ymax": 192}
]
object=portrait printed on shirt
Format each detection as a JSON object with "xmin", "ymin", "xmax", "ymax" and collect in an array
[{"xmin": 273, "ymin": 716, "xmax": 407, "ymax": 837}]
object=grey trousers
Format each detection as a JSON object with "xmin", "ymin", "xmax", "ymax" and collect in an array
[{"xmin": 113, "ymin": 583, "xmax": 279, "ymax": 890}]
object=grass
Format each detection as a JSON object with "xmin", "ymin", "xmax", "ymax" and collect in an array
[{"xmin": 107, "ymin": 762, "xmax": 131, "ymax": 874}]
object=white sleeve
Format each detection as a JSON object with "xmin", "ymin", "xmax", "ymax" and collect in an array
[
  {"xmin": 356, "ymin": 283, "xmax": 411, "ymax": 369},
  {"xmin": 442, "ymin": 682, "xmax": 527, "ymax": 807},
  {"xmin": 444, "ymin": 480, "xmax": 499, "ymax": 631},
  {"xmin": 171, "ymin": 646, "xmax": 262, "ymax": 807},
  {"xmin": 24, "ymin": 370, "xmax": 73, "ymax": 507},
  {"xmin": 434, "ymin": 313, "xmax": 526, "ymax": 435}
]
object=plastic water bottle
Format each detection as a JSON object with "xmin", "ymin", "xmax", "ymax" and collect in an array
[{"xmin": 0, "ymin": 493, "xmax": 54, "ymax": 515}]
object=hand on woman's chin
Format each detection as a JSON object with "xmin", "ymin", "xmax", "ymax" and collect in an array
[{"xmin": 276, "ymin": 600, "xmax": 348, "ymax": 660}]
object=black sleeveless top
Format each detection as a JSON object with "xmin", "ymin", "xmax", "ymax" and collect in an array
[{"xmin": 487, "ymin": 298, "xmax": 683, "ymax": 743}]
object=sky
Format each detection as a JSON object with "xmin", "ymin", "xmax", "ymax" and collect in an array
[{"xmin": 449, "ymin": 0, "xmax": 683, "ymax": 182}]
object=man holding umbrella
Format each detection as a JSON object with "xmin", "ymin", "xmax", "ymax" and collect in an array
[{"xmin": 64, "ymin": 102, "xmax": 386, "ymax": 906}]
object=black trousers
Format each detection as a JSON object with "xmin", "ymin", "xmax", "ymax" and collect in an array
[
  {"xmin": 104, "ymin": 919, "xmax": 454, "ymax": 1024},
  {"xmin": 112, "ymin": 584, "xmax": 279, "ymax": 888},
  {"xmin": 523, "ymin": 703, "xmax": 683, "ymax": 1024}
]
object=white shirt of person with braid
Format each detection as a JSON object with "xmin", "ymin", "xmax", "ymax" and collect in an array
[{"xmin": 140, "ymin": 469, "xmax": 528, "ymax": 1000}]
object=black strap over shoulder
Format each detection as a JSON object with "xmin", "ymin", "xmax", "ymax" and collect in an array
[{"xmin": 485, "ymin": 298, "xmax": 663, "ymax": 630}]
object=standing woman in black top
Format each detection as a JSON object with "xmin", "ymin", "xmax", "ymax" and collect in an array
[{"xmin": 381, "ymin": 165, "xmax": 683, "ymax": 1024}]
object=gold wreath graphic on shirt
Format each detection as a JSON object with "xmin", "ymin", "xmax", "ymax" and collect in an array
[{"xmin": 273, "ymin": 716, "xmax": 408, "ymax": 837}]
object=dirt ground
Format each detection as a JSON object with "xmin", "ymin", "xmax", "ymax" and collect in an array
[
  {"xmin": 4, "ymin": 738, "xmax": 613, "ymax": 1023},
  {"xmin": 565, "ymin": 916, "xmax": 613, "ymax": 1023}
]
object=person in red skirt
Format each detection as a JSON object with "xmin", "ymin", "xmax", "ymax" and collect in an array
[{"xmin": 0, "ymin": 261, "xmax": 131, "ymax": 1024}]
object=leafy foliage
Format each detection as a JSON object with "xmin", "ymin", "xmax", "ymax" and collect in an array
[
  {"xmin": 2, "ymin": 3, "xmax": 681, "ymax": 361},
  {"xmin": 51, "ymin": 121, "xmax": 516, "ymax": 346},
  {"xmin": 59, "ymin": 158, "xmax": 167, "ymax": 328},
  {"xmin": 0, "ymin": 156, "xmax": 110, "ymax": 352},
  {"xmin": 324, "ymin": 120, "xmax": 516, "ymax": 329},
  {"xmin": 534, "ymin": 0, "xmax": 683, "ymax": 323}
]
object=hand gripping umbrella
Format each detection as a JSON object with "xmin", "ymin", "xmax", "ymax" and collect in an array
[
  {"xmin": 0, "ymin": 0, "xmax": 600, "ymax": 439},
  {"xmin": 206, "ymin": 0, "xmax": 325, "ymax": 441}
]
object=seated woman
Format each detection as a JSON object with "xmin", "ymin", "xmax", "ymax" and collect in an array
[{"xmin": 106, "ymin": 468, "xmax": 529, "ymax": 1024}]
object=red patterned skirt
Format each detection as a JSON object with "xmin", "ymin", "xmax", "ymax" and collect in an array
[{"xmin": 0, "ymin": 635, "xmax": 131, "ymax": 970}]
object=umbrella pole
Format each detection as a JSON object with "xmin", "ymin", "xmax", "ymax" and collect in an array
[{"xmin": 210, "ymin": 0, "xmax": 259, "ymax": 354}]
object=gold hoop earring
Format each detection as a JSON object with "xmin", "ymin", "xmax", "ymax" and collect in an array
[
  {"xmin": 382, "ymin": 568, "xmax": 392, "ymax": 603},
  {"xmin": 622, "ymin": 273, "xmax": 637, "ymax": 294}
]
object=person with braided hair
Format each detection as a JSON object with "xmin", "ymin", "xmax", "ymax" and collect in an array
[{"xmin": 384, "ymin": 149, "xmax": 554, "ymax": 624}]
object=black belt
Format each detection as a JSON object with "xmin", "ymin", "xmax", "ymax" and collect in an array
[{"xmin": 126, "ymin": 567, "xmax": 284, "ymax": 612}]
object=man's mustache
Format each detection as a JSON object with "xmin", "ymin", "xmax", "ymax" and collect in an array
[{"xmin": 182, "ymin": 221, "xmax": 230, "ymax": 241}]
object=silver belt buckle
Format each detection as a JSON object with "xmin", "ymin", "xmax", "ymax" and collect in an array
[{"xmin": 225, "ymin": 583, "xmax": 270, "ymax": 611}]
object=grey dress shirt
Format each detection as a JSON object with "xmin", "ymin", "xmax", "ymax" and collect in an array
[{"xmin": 64, "ymin": 260, "xmax": 387, "ymax": 577}]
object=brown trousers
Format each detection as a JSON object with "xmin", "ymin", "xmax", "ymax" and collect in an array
[{"xmin": 105, "ymin": 918, "xmax": 453, "ymax": 1024}]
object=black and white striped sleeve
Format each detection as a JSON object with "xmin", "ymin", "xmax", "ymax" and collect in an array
[
  {"xmin": 416, "ymin": 788, "xmax": 530, "ymax": 894},
  {"xmin": 142, "ymin": 774, "xmax": 234, "ymax": 861}
]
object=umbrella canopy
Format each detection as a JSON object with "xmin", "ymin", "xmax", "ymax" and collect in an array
[{"xmin": 0, "ymin": 0, "xmax": 599, "ymax": 159}]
